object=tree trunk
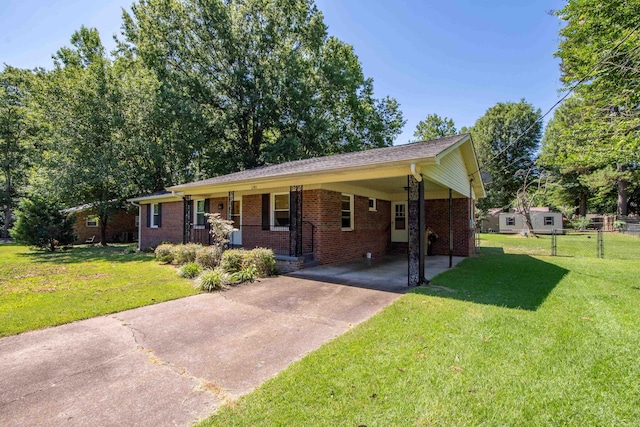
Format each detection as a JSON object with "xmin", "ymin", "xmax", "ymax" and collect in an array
[
  {"xmin": 579, "ymin": 192, "xmax": 587, "ymax": 217},
  {"xmin": 100, "ymin": 213, "xmax": 109, "ymax": 246},
  {"xmin": 617, "ymin": 163, "xmax": 628, "ymax": 216}
]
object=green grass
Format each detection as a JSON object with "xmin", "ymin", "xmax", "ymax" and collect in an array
[
  {"xmin": 202, "ymin": 233, "xmax": 640, "ymax": 426},
  {"xmin": 0, "ymin": 244, "xmax": 198, "ymax": 337}
]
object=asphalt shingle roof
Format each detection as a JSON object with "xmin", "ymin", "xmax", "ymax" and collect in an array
[{"xmin": 172, "ymin": 134, "xmax": 468, "ymax": 189}]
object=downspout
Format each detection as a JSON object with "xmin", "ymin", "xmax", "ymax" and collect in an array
[
  {"xmin": 130, "ymin": 201, "xmax": 141, "ymax": 251},
  {"xmin": 410, "ymin": 164, "xmax": 422, "ymax": 182}
]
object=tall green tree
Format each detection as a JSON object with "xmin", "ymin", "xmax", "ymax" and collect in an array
[
  {"xmin": 35, "ymin": 27, "xmax": 132, "ymax": 245},
  {"xmin": 10, "ymin": 196, "xmax": 75, "ymax": 251},
  {"xmin": 0, "ymin": 66, "xmax": 38, "ymax": 239},
  {"xmin": 470, "ymin": 99, "xmax": 542, "ymax": 210},
  {"xmin": 413, "ymin": 113, "xmax": 457, "ymax": 142},
  {"xmin": 120, "ymin": 0, "xmax": 404, "ymax": 175},
  {"xmin": 555, "ymin": 0, "xmax": 640, "ymax": 215}
]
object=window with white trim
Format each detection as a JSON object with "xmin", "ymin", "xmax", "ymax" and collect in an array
[
  {"xmin": 506, "ymin": 216, "xmax": 515, "ymax": 226},
  {"xmin": 394, "ymin": 204, "xmax": 406, "ymax": 230},
  {"xmin": 272, "ymin": 193, "xmax": 290, "ymax": 229},
  {"xmin": 544, "ymin": 216, "xmax": 554, "ymax": 226},
  {"xmin": 194, "ymin": 199, "xmax": 206, "ymax": 228},
  {"xmin": 86, "ymin": 215, "xmax": 99, "ymax": 227},
  {"xmin": 369, "ymin": 198, "xmax": 377, "ymax": 212},
  {"xmin": 341, "ymin": 194, "xmax": 354, "ymax": 231},
  {"xmin": 151, "ymin": 203, "xmax": 160, "ymax": 228}
]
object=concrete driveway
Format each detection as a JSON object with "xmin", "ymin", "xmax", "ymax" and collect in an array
[{"xmin": 0, "ymin": 276, "xmax": 401, "ymax": 427}]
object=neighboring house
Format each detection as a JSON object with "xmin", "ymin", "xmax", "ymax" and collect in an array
[
  {"xmin": 499, "ymin": 208, "xmax": 563, "ymax": 234},
  {"xmin": 480, "ymin": 208, "xmax": 503, "ymax": 232},
  {"xmin": 65, "ymin": 203, "xmax": 138, "ymax": 244},
  {"xmin": 128, "ymin": 134, "xmax": 485, "ymax": 285}
]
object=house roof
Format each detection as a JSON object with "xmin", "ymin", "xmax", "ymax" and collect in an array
[{"xmin": 169, "ymin": 134, "xmax": 470, "ymax": 191}]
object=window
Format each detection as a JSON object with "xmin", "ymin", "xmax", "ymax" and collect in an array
[
  {"xmin": 135, "ymin": 215, "xmax": 139, "ymax": 228},
  {"xmin": 369, "ymin": 198, "xmax": 377, "ymax": 212},
  {"xmin": 194, "ymin": 199, "xmax": 206, "ymax": 228},
  {"xmin": 86, "ymin": 215, "xmax": 99, "ymax": 227},
  {"xmin": 394, "ymin": 204, "xmax": 406, "ymax": 230},
  {"xmin": 272, "ymin": 193, "xmax": 290, "ymax": 229},
  {"xmin": 544, "ymin": 216, "xmax": 554, "ymax": 226},
  {"xmin": 341, "ymin": 194, "xmax": 354, "ymax": 230},
  {"xmin": 151, "ymin": 203, "xmax": 161, "ymax": 228},
  {"xmin": 506, "ymin": 216, "xmax": 515, "ymax": 226}
]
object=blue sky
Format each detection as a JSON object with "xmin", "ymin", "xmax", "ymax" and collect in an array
[{"xmin": 1, "ymin": 0, "xmax": 565, "ymax": 144}]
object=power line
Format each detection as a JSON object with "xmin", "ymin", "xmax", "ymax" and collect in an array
[{"xmin": 476, "ymin": 20, "xmax": 640, "ymax": 173}]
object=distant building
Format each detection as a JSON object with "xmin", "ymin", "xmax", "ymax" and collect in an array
[
  {"xmin": 65, "ymin": 203, "xmax": 138, "ymax": 244},
  {"xmin": 499, "ymin": 207, "xmax": 563, "ymax": 234}
]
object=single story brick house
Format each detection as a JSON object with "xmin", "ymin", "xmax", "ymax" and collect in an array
[
  {"xmin": 129, "ymin": 134, "xmax": 485, "ymax": 285},
  {"xmin": 65, "ymin": 203, "xmax": 138, "ymax": 244}
]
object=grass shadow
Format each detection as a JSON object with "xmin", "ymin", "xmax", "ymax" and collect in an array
[
  {"xmin": 414, "ymin": 247, "xmax": 569, "ymax": 310},
  {"xmin": 17, "ymin": 244, "xmax": 147, "ymax": 265}
]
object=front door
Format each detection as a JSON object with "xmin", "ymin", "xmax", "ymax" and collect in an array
[
  {"xmin": 229, "ymin": 197, "xmax": 242, "ymax": 246},
  {"xmin": 391, "ymin": 202, "xmax": 408, "ymax": 242}
]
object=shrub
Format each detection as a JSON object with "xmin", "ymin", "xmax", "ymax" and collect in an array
[
  {"xmin": 231, "ymin": 264, "xmax": 258, "ymax": 284},
  {"xmin": 178, "ymin": 262, "xmax": 201, "ymax": 279},
  {"xmin": 173, "ymin": 243, "xmax": 201, "ymax": 265},
  {"xmin": 220, "ymin": 249, "xmax": 245, "ymax": 273},
  {"xmin": 196, "ymin": 245, "xmax": 222, "ymax": 269},
  {"xmin": 154, "ymin": 244, "xmax": 175, "ymax": 263},
  {"xmin": 244, "ymin": 248, "xmax": 276, "ymax": 277},
  {"xmin": 195, "ymin": 268, "xmax": 232, "ymax": 292},
  {"xmin": 10, "ymin": 197, "xmax": 76, "ymax": 251},
  {"xmin": 123, "ymin": 246, "xmax": 136, "ymax": 254}
]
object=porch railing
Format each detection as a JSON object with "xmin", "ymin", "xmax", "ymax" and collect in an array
[{"xmin": 189, "ymin": 221, "xmax": 315, "ymax": 256}]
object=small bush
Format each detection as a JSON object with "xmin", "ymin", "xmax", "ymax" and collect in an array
[
  {"xmin": 155, "ymin": 244, "xmax": 175, "ymax": 263},
  {"xmin": 221, "ymin": 249, "xmax": 245, "ymax": 273},
  {"xmin": 173, "ymin": 243, "xmax": 201, "ymax": 265},
  {"xmin": 195, "ymin": 268, "xmax": 232, "ymax": 292},
  {"xmin": 231, "ymin": 264, "xmax": 258, "ymax": 284},
  {"xmin": 244, "ymin": 248, "xmax": 276, "ymax": 277},
  {"xmin": 178, "ymin": 262, "xmax": 201, "ymax": 279},
  {"xmin": 196, "ymin": 245, "xmax": 222, "ymax": 269},
  {"xmin": 123, "ymin": 246, "xmax": 136, "ymax": 254}
]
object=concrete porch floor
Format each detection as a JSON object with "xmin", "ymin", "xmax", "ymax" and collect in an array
[{"xmin": 288, "ymin": 255, "xmax": 465, "ymax": 293}]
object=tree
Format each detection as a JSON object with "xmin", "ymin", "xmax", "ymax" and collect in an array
[
  {"xmin": 10, "ymin": 197, "xmax": 75, "ymax": 251},
  {"xmin": 513, "ymin": 168, "xmax": 549, "ymax": 237},
  {"xmin": 555, "ymin": 0, "xmax": 640, "ymax": 215},
  {"xmin": 413, "ymin": 114, "xmax": 457, "ymax": 141},
  {"xmin": 470, "ymin": 99, "xmax": 542, "ymax": 210},
  {"xmin": 0, "ymin": 66, "xmax": 37, "ymax": 239},
  {"xmin": 119, "ymin": 0, "xmax": 404, "ymax": 176},
  {"xmin": 34, "ymin": 27, "xmax": 133, "ymax": 245}
]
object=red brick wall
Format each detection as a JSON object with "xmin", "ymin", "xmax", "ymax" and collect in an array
[
  {"xmin": 73, "ymin": 209, "xmax": 137, "ymax": 244},
  {"xmin": 304, "ymin": 189, "xmax": 391, "ymax": 265},
  {"xmin": 140, "ymin": 201, "xmax": 184, "ymax": 249},
  {"xmin": 425, "ymin": 198, "xmax": 474, "ymax": 257}
]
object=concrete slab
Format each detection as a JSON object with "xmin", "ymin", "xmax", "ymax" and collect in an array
[
  {"xmin": 288, "ymin": 255, "xmax": 465, "ymax": 292},
  {"xmin": 0, "ymin": 276, "xmax": 401, "ymax": 427}
]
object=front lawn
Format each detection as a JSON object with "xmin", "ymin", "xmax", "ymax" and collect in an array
[
  {"xmin": 0, "ymin": 244, "xmax": 198, "ymax": 337},
  {"xmin": 203, "ymin": 233, "xmax": 640, "ymax": 426}
]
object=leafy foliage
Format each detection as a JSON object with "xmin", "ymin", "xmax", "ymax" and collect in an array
[
  {"xmin": 206, "ymin": 213, "xmax": 237, "ymax": 247},
  {"xmin": 10, "ymin": 197, "xmax": 75, "ymax": 251},
  {"xmin": 172, "ymin": 243, "xmax": 201, "ymax": 265},
  {"xmin": 178, "ymin": 262, "xmax": 202, "ymax": 279},
  {"xmin": 243, "ymin": 247, "xmax": 277, "ymax": 277},
  {"xmin": 220, "ymin": 249, "xmax": 245, "ymax": 274},
  {"xmin": 154, "ymin": 243, "xmax": 175, "ymax": 263},
  {"xmin": 195, "ymin": 245, "xmax": 223, "ymax": 269},
  {"xmin": 413, "ymin": 113, "xmax": 457, "ymax": 142},
  {"xmin": 120, "ymin": 0, "xmax": 405, "ymax": 174},
  {"xmin": 470, "ymin": 99, "xmax": 542, "ymax": 210},
  {"xmin": 195, "ymin": 268, "xmax": 233, "ymax": 292}
]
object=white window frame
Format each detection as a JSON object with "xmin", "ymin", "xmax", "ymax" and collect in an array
[
  {"xmin": 394, "ymin": 203, "xmax": 406, "ymax": 230},
  {"xmin": 86, "ymin": 215, "xmax": 99, "ymax": 227},
  {"xmin": 271, "ymin": 192, "xmax": 290, "ymax": 231},
  {"xmin": 150, "ymin": 203, "xmax": 160, "ymax": 228},
  {"xmin": 369, "ymin": 198, "xmax": 377, "ymax": 212},
  {"xmin": 194, "ymin": 199, "xmax": 206, "ymax": 229},
  {"xmin": 341, "ymin": 193, "xmax": 354, "ymax": 231}
]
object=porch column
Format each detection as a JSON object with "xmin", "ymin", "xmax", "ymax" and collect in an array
[
  {"xmin": 289, "ymin": 185, "xmax": 303, "ymax": 257},
  {"xmin": 449, "ymin": 188, "xmax": 453, "ymax": 268},
  {"xmin": 227, "ymin": 191, "xmax": 234, "ymax": 221},
  {"xmin": 408, "ymin": 175, "xmax": 426, "ymax": 286},
  {"xmin": 183, "ymin": 195, "xmax": 192, "ymax": 244}
]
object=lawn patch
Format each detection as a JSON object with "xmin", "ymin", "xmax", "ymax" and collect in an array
[{"xmin": 0, "ymin": 244, "xmax": 197, "ymax": 337}]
